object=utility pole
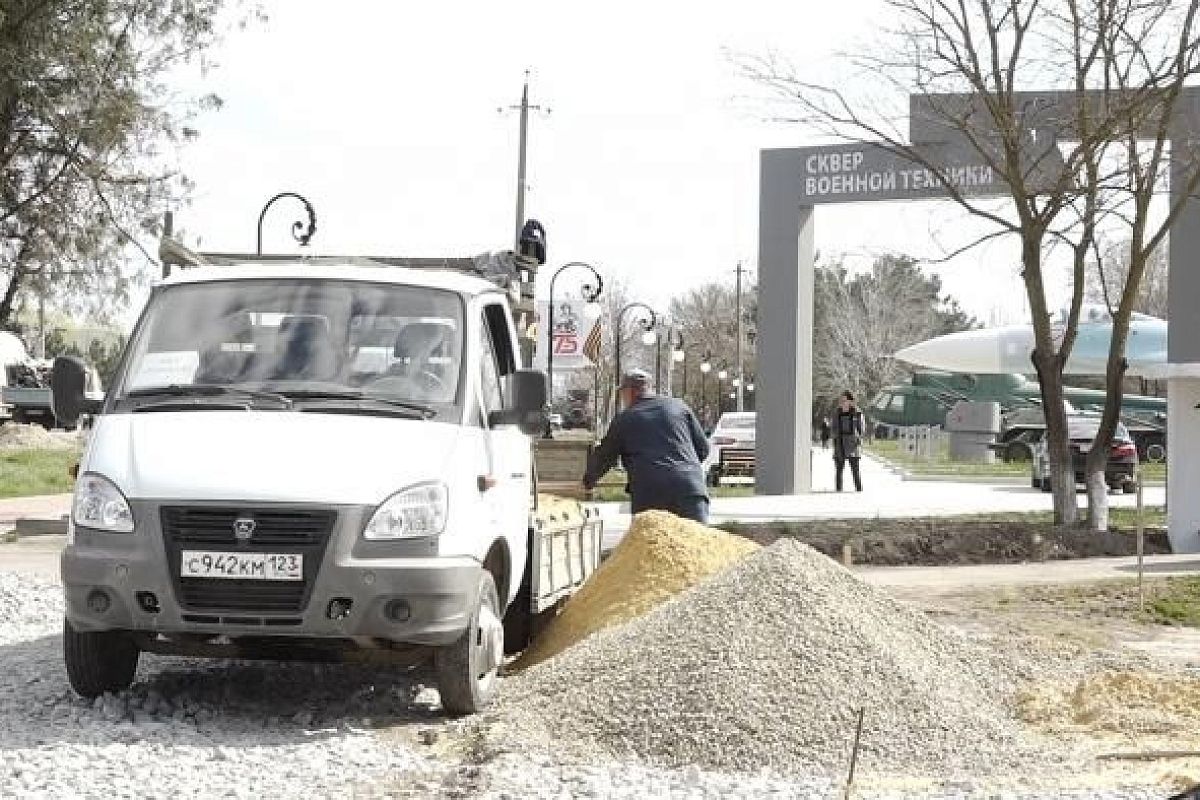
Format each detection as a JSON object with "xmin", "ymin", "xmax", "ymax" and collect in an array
[
  {"xmin": 735, "ymin": 261, "xmax": 747, "ymax": 411},
  {"xmin": 504, "ymin": 71, "xmax": 548, "ymax": 249},
  {"xmin": 37, "ymin": 285, "xmax": 46, "ymax": 359}
]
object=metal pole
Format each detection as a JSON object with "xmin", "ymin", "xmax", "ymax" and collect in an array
[
  {"xmin": 544, "ymin": 262, "xmax": 603, "ymax": 438},
  {"xmin": 1137, "ymin": 466, "xmax": 1146, "ymax": 614},
  {"xmin": 514, "ymin": 72, "xmax": 530, "ymax": 249},
  {"xmin": 545, "ymin": 288, "xmax": 556, "ymax": 439},
  {"xmin": 614, "ymin": 302, "xmax": 656, "ymax": 411},
  {"xmin": 37, "ymin": 285, "xmax": 46, "ymax": 359},
  {"xmin": 162, "ymin": 211, "xmax": 174, "ymax": 280},
  {"xmin": 735, "ymin": 261, "xmax": 745, "ymax": 412},
  {"xmin": 595, "ymin": 367, "xmax": 604, "ymax": 431},
  {"xmin": 655, "ymin": 329, "xmax": 662, "ymax": 392}
]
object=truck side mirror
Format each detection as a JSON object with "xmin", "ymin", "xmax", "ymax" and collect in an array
[
  {"xmin": 488, "ymin": 369, "xmax": 548, "ymax": 435},
  {"xmin": 50, "ymin": 356, "xmax": 99, "ymax": 429}
]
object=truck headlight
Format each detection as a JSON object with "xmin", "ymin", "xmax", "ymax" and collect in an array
[
  {"xmin": 73, "ymin": 474, "xmax": 134, "ymax": 533},
  {"xmin": 364, "ymin": 482, "xmax": 448, "ymax": 540}
]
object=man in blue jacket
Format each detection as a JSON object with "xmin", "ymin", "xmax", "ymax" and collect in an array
[{"xmin": 582, "ymin": 369, "xmax": 712, "ymax": 523}]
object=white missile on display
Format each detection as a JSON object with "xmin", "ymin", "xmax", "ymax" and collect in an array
[{"xmin": 893, "ymin": 305, "xmax": 1168, "ymax": 377}]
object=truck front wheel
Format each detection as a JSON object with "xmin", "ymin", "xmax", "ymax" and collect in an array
[
  {"xmin": 63, "ymin": 619, "xmax": 139, "ymax": 698},
  {"xmin": 435, "ymin": 571, "xmax": 503, "ymax": 716}
]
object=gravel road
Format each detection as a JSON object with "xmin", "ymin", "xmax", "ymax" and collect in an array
[{"xmin": 0, "ymin": 569, "xmax": 1183, "ymax": 799}]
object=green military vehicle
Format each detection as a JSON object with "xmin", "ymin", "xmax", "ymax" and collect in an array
[{"xmin": 869, "ymin": 371, "xmax": 1167, "ymax": 462}]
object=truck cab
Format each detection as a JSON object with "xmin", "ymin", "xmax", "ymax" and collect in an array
[{"xmin": 53, "ymin": 258, "xmax": 591, "ymax": 715}]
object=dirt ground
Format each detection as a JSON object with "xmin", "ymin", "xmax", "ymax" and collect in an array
[
  {"xmin": 725, "ymin": 517, "xmax": 1172, "ymax": 566},
  {"xmin": 889, "ymin": 576, "xmax": 1200, "ymax": 792}
]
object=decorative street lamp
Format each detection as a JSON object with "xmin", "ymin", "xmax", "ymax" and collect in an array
[
  {"xmin": 717, "ymin": 367, "xmax": 729, "ymax": 415},
  {"xmin": 699, "ymin": 352, "xmax": 712, "ymax": 425},
  {"xmin": 257, "ymin": 192, "xmax": 317, "ymax": 255},
  {"xmin": 615, "ymin": 302, "xmax": 657, "ymax": 410},
  {"xmin": 655, "ymin": 323, "xmax": 685, "ymax": 394},
  {"xmin": 545, "ymin": 262, "xmax": 603, "ymax": 438},
  {"xmin": 668, "ymin": 329, "xmax": 685, "ymax": 396}
]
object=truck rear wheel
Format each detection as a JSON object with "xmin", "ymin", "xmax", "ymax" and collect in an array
[
  {"xmin": 63, "ymin": 619, "xmax": 139, "ymax": 698},
  {"xmin": 435, "ymin": 571, "xmax": 502, "ymax": 716}
]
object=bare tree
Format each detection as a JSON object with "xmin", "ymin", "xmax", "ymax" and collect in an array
[
  {"xmin": 741, "ymin": 0, "xmax": 1200, "ymax": 527},
  {"xmin": 814, "ymin": 254, "xmax": 975, "ymax": 418},
  {"xmin": 667, "ymin": 281, "xmax": 758, "ymax": 422},
  {"xmin": 1087, "ymin": 240, "xmax": 1168, "ymax": 320}
]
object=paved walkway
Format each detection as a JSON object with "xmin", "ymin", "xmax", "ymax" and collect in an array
[
  {"xmin": 0, "ymin": 493, "xmax": 71, "ymax": 527},
  {"xmin": 861, "ymin": 553, "xmax": 1200, "ymax": 593},
  {"xmin": 597, "ymin": 453, "xmax": 1165, "ymax": 549}
]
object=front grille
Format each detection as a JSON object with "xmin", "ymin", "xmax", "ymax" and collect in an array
[
  {"xmin": 161, "ymin": 507, "xmax": 336, "ymax": 615},
  {"xmin": 162, "ymin": 508, "xmax": 332, "ymax": 547}
]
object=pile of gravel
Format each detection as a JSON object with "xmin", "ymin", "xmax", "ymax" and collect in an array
[{"xmin": 494, "ymin": 539, "xmax": 1047, "ymax": 780}]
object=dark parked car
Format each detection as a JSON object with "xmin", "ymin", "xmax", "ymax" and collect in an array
[{"xmin": 1031, "ymin": 414, "xmax": 1139, "ymax": 493}]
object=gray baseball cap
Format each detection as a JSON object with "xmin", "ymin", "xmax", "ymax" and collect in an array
[{"xmin": 619, "ymin": 368, "xmax": 652, "ymax": 390}]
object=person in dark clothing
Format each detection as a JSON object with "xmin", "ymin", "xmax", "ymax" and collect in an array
[
  {"xmin": 582, "ymin": 369, "xmax": 711, "ymax": 523},
  {"xmin": 832, "ymin": 390, "xmax": 864, "ymax": 492},
  {"xmin": 819, "ymin": 416, "xmax": 831, "ymax": 449}
]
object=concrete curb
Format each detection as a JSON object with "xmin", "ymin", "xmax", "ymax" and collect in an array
[{"xmin": 9, "ymin": 517, "xmax": 68, "ymax": 539}]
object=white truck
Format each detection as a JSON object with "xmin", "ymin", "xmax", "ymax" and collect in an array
[{"xmin": 50, "ymin": 230, "xmax": 602, "ymax": 715}]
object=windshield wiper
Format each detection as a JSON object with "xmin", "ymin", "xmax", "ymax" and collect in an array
[
  {"xmin": 125, "ymin": 384, "xmax": 293, "ymax": 408},
  {"xmin": 279, "ymin": 389, "xmax": 436, "ymax": 419}
]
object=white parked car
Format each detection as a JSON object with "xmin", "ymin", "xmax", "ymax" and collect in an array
[{"xmin": 702, "ymin": 411, "xmax": 756, "ymax": 486}]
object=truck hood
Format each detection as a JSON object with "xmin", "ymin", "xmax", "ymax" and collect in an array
[{"xmin": 84, "ymin": 411, "xmax": 463, "ymax": 506}]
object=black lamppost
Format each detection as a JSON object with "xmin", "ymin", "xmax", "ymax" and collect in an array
[
  {"xmin": 667, "ymin": 329, "xmax": 685, "ymax": 397},
  {"xmin": 257, "ymin": 192, "xmax": 317, "ymax": 255},
  {"xmin": 615, "ymin": 302, "xmax": 657, "ymax": 410},
  {"xmin": 699, "ymin": 351, "xmax": 712, "ymax": 425},
  {"xmin": 717, "ymin": 366, "xmax": 729, "ymax": 415},
  {"xmin": 545, "ymin": 262, "xmax": 603, "ymax": 438}
]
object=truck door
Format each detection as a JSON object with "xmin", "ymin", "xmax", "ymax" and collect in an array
[{"xmin": 476, "ymin": 302, "xmax": 530, "ymax": 602}]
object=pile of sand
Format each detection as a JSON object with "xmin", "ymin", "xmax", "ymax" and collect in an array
[
  {"xmin": 1018, "ymin": 669, "xmax": 1200, "ymax": 735},
  {"xmin": 0, "ymin": 423, "xmax": 81, "ymax": 451},
  {"xmin": 514, "ymin": 511, "xmax": 758, "ymax": 668}
]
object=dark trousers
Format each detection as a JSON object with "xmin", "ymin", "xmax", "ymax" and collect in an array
[
  {"xmin": 631, "ymin": 494, "xmax": 710, "ymax": 524},
  {"xmin": 834, "ymin": 456, "xmax": 862, "ymax": 492}
]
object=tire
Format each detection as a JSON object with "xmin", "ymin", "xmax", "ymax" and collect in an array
[
  {"xmin": 435, "ymin": 571, "xmax": 503, "ymax": 717},
  {"xmin": 1040, "ymin": 478, "xmax": 1052, "ymax": 493},
  {"xmin": 1145, "ymin": 443, "xmax": 1167, "ymax": 463},
  {"xmin": 1031, "ymin": 475, "xmax": 1041, "ymax": 489},
  {"xmin": 1123, "ymin": 481, "xmax": 1138, "ymax": 495},
  {"xmin": 63, "ymin": 618, "xmax": 139, "ymax": 698},
  {"xmin": 1006, "ymin": 442, "xmax": 1032, "ymax": 463}
]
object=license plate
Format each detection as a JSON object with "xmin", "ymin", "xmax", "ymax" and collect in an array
[{"xmin": 180, "ymin": 551, "xmax": 303, "ymax": 581}]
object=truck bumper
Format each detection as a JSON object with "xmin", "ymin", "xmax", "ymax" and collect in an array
[{"xmin": 61, "ymin": 505, "xmax": 482, "ymax": 648}]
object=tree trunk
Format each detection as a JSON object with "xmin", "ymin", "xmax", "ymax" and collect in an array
[
  {"xmin": 1085, "ymin": 471, "xmax": 1110, "ymax": 531},
  {"xmin": 0, "ymin": 258, "xmax": 25, "ymax": 329},
  {"xmin": 1084, "ymin": 345, "xmax": 1132, "ymax": 533},
  {"xmin": 1035, "ymin": 358, "xmax": 1079, "ymax": 525},
  {"xmin": 1022, "ymin": 234, "xmax": 1078, "ymax": 527}
]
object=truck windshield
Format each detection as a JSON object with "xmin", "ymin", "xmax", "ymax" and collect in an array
[{"xmin": 114, "ymin": 279, "xmax": 465, "ymax": 415}]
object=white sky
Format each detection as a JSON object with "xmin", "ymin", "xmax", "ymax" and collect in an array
[{"xmin": 151, "ymin": 0, "xmax": 1066, "ymax": 329}]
